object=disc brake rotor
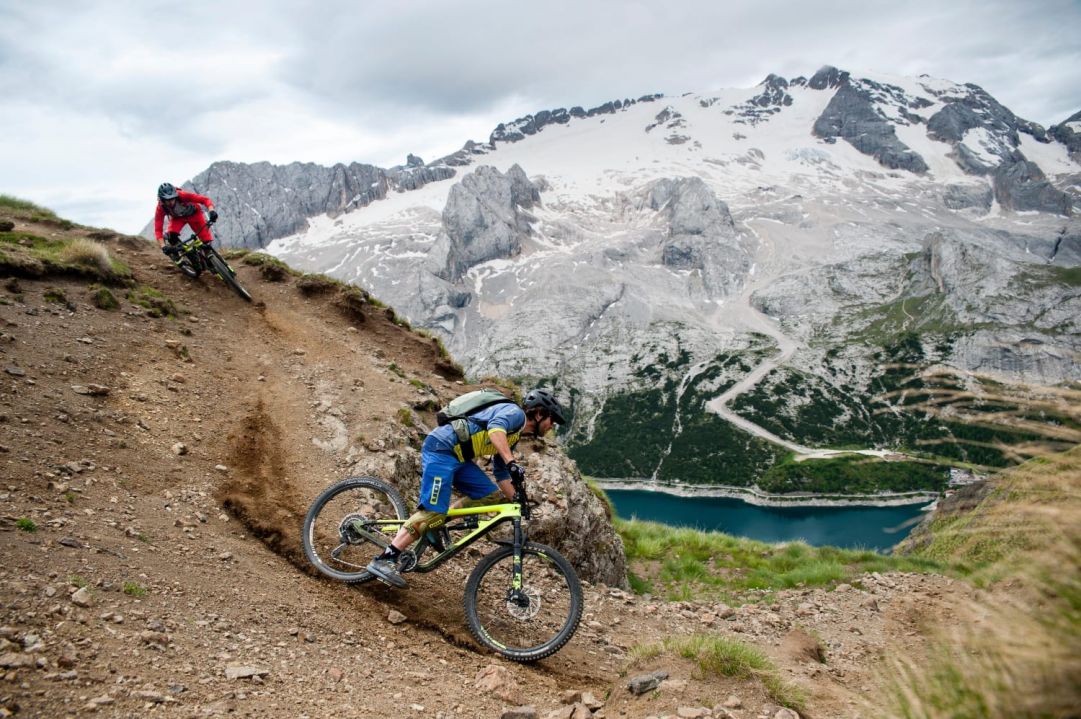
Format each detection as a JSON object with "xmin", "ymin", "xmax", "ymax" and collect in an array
[{"xmin": 506, "ymin": 587, "xmax": 541, "ymax": 620}]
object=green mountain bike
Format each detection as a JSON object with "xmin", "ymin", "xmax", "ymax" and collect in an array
[{"xmin": 301, "ymin": 475, "xmax": 583, "ymax": 662}]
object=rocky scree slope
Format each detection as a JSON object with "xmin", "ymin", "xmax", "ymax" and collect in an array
[{"xmin": 0, "ymin": 208, "xmax": 985, "ymax": 719}]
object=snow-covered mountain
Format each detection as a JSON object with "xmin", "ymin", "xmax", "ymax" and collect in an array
[{"xmin": 191, "ymin": 66, "xmax": 1081, "ymax": 487}]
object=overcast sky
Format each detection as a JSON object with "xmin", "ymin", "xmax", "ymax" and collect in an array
[{"xmin": 1, "ymin": 0, "xmax": 1078, "ymax": 233}]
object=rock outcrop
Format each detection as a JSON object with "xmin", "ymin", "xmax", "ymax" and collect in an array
[
  {"xmin": 812, "ymin": 76, "xmax": 930, "ymax": 173},
  {"xmin": 1050, "ymin": 110, "xmax": 1081, "ymax": 163},
  {"xmin": 647, "ymin": 177, "xmax": 749, "ymax": 297},
  {"xmin": 435, "ymin": 164, "xmax": 540, "ymax": 282},
  {"xmin": 993, "ymin": 158, "xmax": 1074, "ymax": 215}
]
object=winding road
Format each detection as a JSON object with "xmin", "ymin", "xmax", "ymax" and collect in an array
[{"xmin": 704, "ymin": 219, "xmax": 896, "ymax": 463}]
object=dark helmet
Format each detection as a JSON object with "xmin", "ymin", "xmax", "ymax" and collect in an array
[
  {"xmin": 523, "ymin": 388, "xmax": 566, "ymax": 425},
  {"xmin": 157, "ymin": 182, "xmax": 179, "ymax": 201}
]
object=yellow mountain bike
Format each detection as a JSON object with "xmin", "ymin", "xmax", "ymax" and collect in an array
[{"xmin": 301, "ymin": 475, "xmax": 583, "ymax": 662}]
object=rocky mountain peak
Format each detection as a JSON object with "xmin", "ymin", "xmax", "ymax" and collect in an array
[
  {"xmin": 808, "ymin": 65, "xmax": 850, "ymax": 90},
  {"xmin": 436, "ymin": 164, "xmax": 540, "ymax": 283}
]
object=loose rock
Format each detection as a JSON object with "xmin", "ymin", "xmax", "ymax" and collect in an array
[
  {"xmin": 627, "ymin": 670, "xmax": 668, "ymax": 695},
  {"xmin": 224, "ymin": 665, "xmax": 269, "ymax": 680},
  {"xmin": 70, "ymin": 587, "xmax": 92, "ymax": 607}
]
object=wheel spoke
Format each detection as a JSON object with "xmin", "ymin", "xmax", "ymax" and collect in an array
[
  {"xmin": 302, "ymin": 478, "xmax": 407, "ymax": 583},
  {"xmin": 466, "ymin": 544, "xmax": 582, "ymax": 660}
]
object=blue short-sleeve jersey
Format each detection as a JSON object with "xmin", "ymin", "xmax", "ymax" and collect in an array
[{"xmin": 426, "ymin": 403, "xmax": 526, "ymax": 479}]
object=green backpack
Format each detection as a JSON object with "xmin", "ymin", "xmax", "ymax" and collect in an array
[{"xmin": 436, "ymin": 389, "xmax": 515, "ymax": 459}]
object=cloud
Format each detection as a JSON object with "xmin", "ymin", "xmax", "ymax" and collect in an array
[{"xmin": 1, "ymin": 0, "xmax": 1078, "ymax": 232}]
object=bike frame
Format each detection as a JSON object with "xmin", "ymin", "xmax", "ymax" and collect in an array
[
  {"xmin": 351, "ymin": 501, "xmax": 526, "ymax": 574},
  {"xmin": 170, "ymin": 220, "xmax": 233, "ymax": 278}
]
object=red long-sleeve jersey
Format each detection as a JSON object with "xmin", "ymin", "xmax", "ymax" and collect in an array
[{"xmin": 154, "ymin": 190, "xmax": 215, "ymax": 242}]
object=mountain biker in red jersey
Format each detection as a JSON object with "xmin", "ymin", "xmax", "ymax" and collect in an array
[{"xmin": 154, "ymin": 182, "xmax": 218, "ymax": 260}]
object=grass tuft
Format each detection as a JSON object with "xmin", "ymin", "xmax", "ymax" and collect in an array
[
  {"xmin": 122, "ymin": 581, "xmax": 147, "ymax": 597},
  {"xmin": 89, "ymin": 285, "xmax": 120, "ymax": 310},
  {"xmin": 16, "ymin": 517, "xmax": 37, "ymax": 532},
  {"xmin": 628, "ymin": 633, "xmax": 806, "ymax": 710},
  {"xmin": 127, "ymin": 285, "xmax": 177, "ymax": 318}
]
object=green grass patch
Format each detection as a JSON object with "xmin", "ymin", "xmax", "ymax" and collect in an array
[
  {"xmin": 122, "ymin": 581, "xmax": 147, "ymax": 597},
  {"xmin": 126, "ymin": 285, "xmax": 178, "ymax": 318},
  {"xmin": 242, "ymin": 251, "xmax": 295, "ymax": 281},
  {"xmin": 15, "ymin": 517, "xmax": 37, "ymax": 532},
  {"xmin": 89, "ymin": 284, "xmax": 120, "ymax": 310},
  {"xmin": 43, "ymin": 287, "xmax": 69, "ymax": 305},
  {"xmin": 629, "ymin": 634, "xmax": 806, "ymax": 710},
  {"xmin": 69, "ymin": 575, "xmax": 89, "ymax": 588},
  {"xmin": 0, "ymin": 194, "xmax": 73, "ymax": 228},
  {"xmin": 617, "ymin": 517, "xmax": 948, "ymax": 603}
]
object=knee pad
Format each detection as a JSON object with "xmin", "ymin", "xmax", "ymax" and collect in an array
[{"xmin": 403, "ymin": 509, "xmax": 445, "ymax": 538}]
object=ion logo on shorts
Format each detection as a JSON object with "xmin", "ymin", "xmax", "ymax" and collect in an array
[{"xmin": 428, "ymin": 476, "xmax": 443, "ymax": 506}]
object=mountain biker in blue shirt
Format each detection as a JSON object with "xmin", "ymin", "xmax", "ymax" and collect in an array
[{"xmin": 366, "ymin": 388, "xmax": 566, "ymax": 589}]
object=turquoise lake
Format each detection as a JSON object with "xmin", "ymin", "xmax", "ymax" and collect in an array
[{"xmin": 606, "ymin": 488, "xmax": 931, "ymax": 551}]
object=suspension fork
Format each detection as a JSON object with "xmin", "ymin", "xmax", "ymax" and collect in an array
[{"xmin": 511, "ymin": 518, "xmax": 525, "ymax": 591}]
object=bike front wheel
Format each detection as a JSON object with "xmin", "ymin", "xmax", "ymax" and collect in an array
[
  {"xmin": 464, "ymin": 542, "xmax": 583, "ymax": 662},
  {"xmin": 207, "ymin": 252, "xmax": 253, "ymax": 302},
  {"xmin": 302, "ymin": 476, "xmax": 408, "ymax": 583}
]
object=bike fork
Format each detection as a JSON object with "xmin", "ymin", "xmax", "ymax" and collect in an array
[{"xmin": 511, "ymin": 520, "xmax": 525, "ymax": 591}]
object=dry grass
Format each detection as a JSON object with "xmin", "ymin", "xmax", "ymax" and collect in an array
[
  {"xmin": 880, "ymin": 367, "xmax": 1081, "ymax": 719},
  {"xmin": 60, "ymin": 238, "xmax": 116, "ymax": 278}
]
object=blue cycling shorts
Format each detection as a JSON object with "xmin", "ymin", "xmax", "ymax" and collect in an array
[{"xmin": 418, "ymin": 440, "xmax": 500, "ymax": 514}]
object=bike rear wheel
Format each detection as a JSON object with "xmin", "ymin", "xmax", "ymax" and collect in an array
[
  {"xmin": 207, "ymin": 252, "xmax": 252, "ymax": 302},
  {"xmin": 464, "ymin": 542, "xmax": 583, "ymax": 662},
  {"xmin": 302, "ymin": 476, "xmax": 408, "ymax": 583}
]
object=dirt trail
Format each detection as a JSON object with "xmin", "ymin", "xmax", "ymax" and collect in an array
[{"xmin": 0, "ymin": 214, "xmax": 970, "ymax": 719}]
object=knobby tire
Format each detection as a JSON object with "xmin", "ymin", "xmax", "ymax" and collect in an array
[
  {"xmin": 302, "ymin": 476, "xmax": 408, "ymax": 583},
  {"xmin": 207, "ymin": 252, "xmax": 252, "ymax": 302},
  {"xmin": 177, "ymin": 253, "xmax": 201, "ymax": 279},
  {"xmin": 464, "ymin": 542, "xmax": 583, "ymax": 662}
]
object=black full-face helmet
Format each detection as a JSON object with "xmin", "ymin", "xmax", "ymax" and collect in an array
[
  {"xmin": 157, "ymin": 182, "xmax": 179, "ymax": 201},
  {"xmin": 523, "ymin": 388, "xmax": 566, "ymax": 425}
]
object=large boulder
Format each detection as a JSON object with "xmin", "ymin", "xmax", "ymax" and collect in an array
[{"xmin": 518, "ymin": 440, "xmax": 628, "ymax": 589}]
